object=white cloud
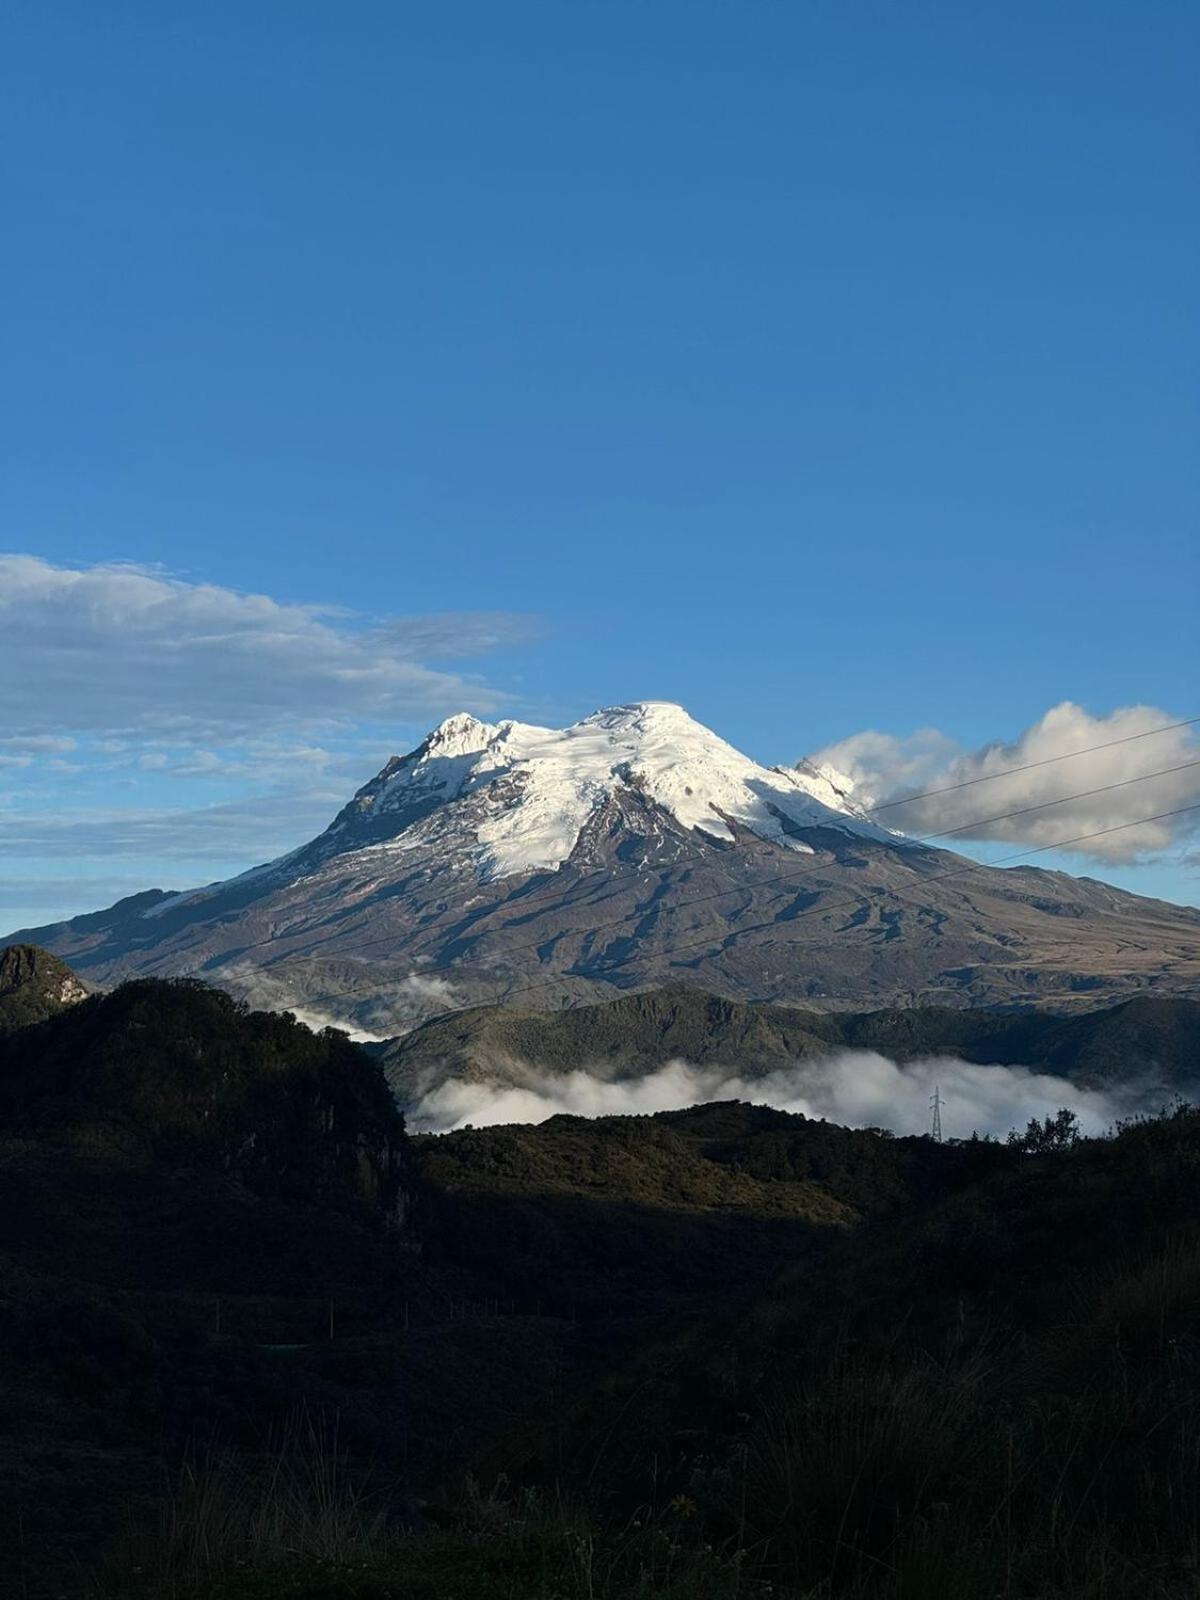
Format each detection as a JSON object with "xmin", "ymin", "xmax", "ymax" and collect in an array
[
  {"xmin": 405, "ymin": 1050, "xmax": 1151, "ymax": 1138},
  {"xmin": 210, "ymin": 963, "xmax": 464, "ymax": 1042},
  {"xmin": 357, "ymin": 973, "xmax": 463, "ymax": 1036},
  {"xmin": 0, "ymin": 876, "xmax": 171, "ymax": 913},
  {"xmin": 810, "ymin": 702, "xmax": 1200, "ymax": 863},
  {"xmin": 0, "ymin": 789, "xmax": 346, "ymax": 866},
  {"xmin": 0, "ymin": 735, "xmax": 77, "ymax": 754},
  {"xmin": 0, "ymin": 554, "xmax": 533, "ymax": 740}
]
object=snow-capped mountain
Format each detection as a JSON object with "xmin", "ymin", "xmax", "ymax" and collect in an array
[
  {"xmin": 10, "ymin": 703, "xmax": 1200, "ymax": 1031},
  {"xmin": 141, "ymin": 702, "xmax": 893, "ymax": 926},
  {"xmin": 283, "ymin": 701, "xmax": 892, "ymax": 877}
]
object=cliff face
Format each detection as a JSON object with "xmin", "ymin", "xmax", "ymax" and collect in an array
[{"xmin": 0, "ymin": 944, "xmax": 88, "ymax": 1033}]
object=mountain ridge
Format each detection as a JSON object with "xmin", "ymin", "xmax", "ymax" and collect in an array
[
  {"xmin": 380, "ymin": 983, "xmax": 1200, "ymax": 1112},
  {"xmin": 9, "ymin": 702, "xmax": 1199, "ymax": 1022}
]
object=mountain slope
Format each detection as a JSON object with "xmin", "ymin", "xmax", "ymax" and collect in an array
[
  {"xmin": 0, "ymin": 958, "xmax": 443, "ymax": 1592},
  {"xmin": 381, "ymin": 985, "xmax": 1200, "ymax": 1108},
  {"xmin": 0, "ymin": 966, "xmax": 412, "ymax": 1223},
  {"xmin": 11, "ymin": 986, "xmax": 1200, "ymax": 1598},
  {"xmin": 9, "ymin": 703, "xmax": 1200, "ymax": 1022}
]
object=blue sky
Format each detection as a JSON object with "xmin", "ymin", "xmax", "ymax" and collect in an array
[{"xmin": 1, "ymin": 0, "xmax": 1197, "ymax": 929}]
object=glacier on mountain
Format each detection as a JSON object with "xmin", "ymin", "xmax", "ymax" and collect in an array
[
  {"xmin": 320, "ymin": 701, "xmax": 897, "ymax": 881},
  {"xmin": 14, "ymin": 700, "xmax": 1200, "ymax": 1021}
]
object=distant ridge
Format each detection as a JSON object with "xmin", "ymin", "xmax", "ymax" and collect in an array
[{"xmin": 380, "ymin": 984, "xmax": 1200, "ymax": 1107}]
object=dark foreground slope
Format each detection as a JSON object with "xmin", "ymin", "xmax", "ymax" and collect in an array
[
  {"xmin": 490, "ymin": 1101, "xmax": 1200, "ymax": 1600},
  {"xmin": 6, "ymin": 955, "xmax": 1200, "ymax": 1599},
  {"xmin": 382, "ymin": 982, "xmax": 1200, "ymax": 1105},
  {"xmin": 0, "ymin": 977, "xmax": 422, "ymax": 1582},
  {"xmin": 50, "ymin": 1096, "xmax": 1200, "ymax": 1600},
  {"xmin": 0, "ymin": 977, "xmax": 410, "ymax": 1214}
]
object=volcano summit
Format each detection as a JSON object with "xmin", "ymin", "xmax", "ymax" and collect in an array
[{"xmin": 11, "ymin": 703, "xmax": 1200, "ymax": 1031}]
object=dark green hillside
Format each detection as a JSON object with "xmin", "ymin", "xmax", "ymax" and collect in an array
[
  {"xmin": 410, "ymin": 1102, "xmax": 1007, "ymax": 1315},
  {"xmin": 0, "ymin": 970, "xmax": 425, "ymax": 1587},
  {"xmin": 4, "ymin": 950, "xmax": 1200, "ymax": 1600},
  {"xmin": 382, "ymin": 983, "xmax": 1200, "ymax": 1104},
  {"xmin": 59, "ymin": 1093, "xmax": 1200, "ymax": 1600},
  {"xmin": 379, "ymin": 986, "xmax": 846, "ymax": 1099},
  {"xmin": 837, "ymin": 993, "xmax": 1200, "ymax": 1085},
  {"xmin": 538, "ymin": 1103, "xmax": 1200, "ymax": 1599},
  {"xmin": 402, "ymin": 1100, "xmax": 1200, "ymax": 1599},
  {"xmin": 1012, "ymin": 994, "xmax": 1200, "ymax": 1082},
  {"xmin": 0, "ymin": 977, "xmax": 409, "ymax": 1216}
]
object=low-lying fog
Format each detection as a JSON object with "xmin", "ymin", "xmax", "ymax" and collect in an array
[
  {"xmin": 219, "ymin": 966, "xmax": 1173, "ymax": 1144},
  {"xmin": 407, "ymin": 1052, "xmax": 1163, "ymax": 1141}
]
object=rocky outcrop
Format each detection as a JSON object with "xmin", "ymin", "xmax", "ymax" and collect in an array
[{"xmin": 0, "ymin": 944, "xmax": 88, "ymax": 1033}]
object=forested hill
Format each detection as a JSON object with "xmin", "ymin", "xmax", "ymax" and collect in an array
[
  {"xmin": 5, "ymin": 950, "xmax": 1200, "ymax": 1599},
  {"xmin": 381, "ymin": 983, "xmax": 1200, "ymax": 1104}
]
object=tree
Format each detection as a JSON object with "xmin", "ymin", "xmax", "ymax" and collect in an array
[{"xmin": 1008, "ymin": 1107, "xmax": 1080, "ymax": 1154}]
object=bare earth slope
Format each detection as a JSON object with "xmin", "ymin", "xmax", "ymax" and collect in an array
[{"xmin": 9, "ymin": 704, "xmax": 1199, "ymax": 1026}]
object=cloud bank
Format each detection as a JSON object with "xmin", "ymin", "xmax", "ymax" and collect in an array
[
  {"xmin": 810, "ymin": 701, "xmax": 1200, "ymax": 863},
  {"xmin": 0, "ymin": 554, "xmax": 532, "ymax": 739},
  {"xmin": 0, "ymin": 790, "xmax": 347, "ymax": 866},
  {"xmin": 406, "ymin": 1050, "xmax": 1158, "ymax": 1138},
  {"xmin": 0, "ymin": 554, "xmax": 537, "ymax": 925},
  {"xmin": 212, "ymin": 962, "xmax": 464, "ymax": 1043}
]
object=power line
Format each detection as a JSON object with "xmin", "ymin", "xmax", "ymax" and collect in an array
[
  {"xmin": 340, "ymin": 736, "xmax": 1200, "ymax": 975},
  {"xmin": 390, "ymin": 719, "xmax": 1200, "ymax": 966},
  {"xmin": 248, "ymin": 710, "xmax": 1198, "ymax": 978},
  {"xmin": 403, "ymin": 758, "xmax": 1200, "ymax": 990},
  {"xmin": 863, "ymin": 715, "xmax": 1200, "ymax": 814},
  {"xmin": 490, "ymin": 801, "xmax": 1200, "ymax": 1005},
  {"xmin": 923, "ymin": 758, "xmax": 1200, "ymax": 841}
]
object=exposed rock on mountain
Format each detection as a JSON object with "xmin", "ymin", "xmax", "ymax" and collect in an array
[
  {"xmin": 9, "ymin": 704, "xmax": 1199, "ymax": 1022},
  {"xmin": 0, "ymin": 943, "xmax": 88, "ymax": 1033}
]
